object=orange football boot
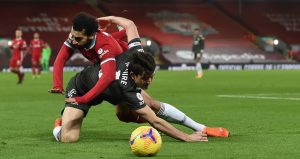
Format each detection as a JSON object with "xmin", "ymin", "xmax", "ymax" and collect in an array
[
  {"xmin": 203, "ymin": 127, "xmax": 229, "ymax": 137},
  {"xmin": 53, "ymin": 117, "xmax": 62, "ymax": 128}
]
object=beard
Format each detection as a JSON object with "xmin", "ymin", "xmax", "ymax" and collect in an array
[
  {"xmin": 140, "ymin": 84, "xmax": 149, "ymax": 90},
  {"xmin": 82, "ymin": 39, "xmax": 93, "ymax": 48}
]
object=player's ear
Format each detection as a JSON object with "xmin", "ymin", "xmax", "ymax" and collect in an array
[
  {"xmin": 88, "ymin": 35, "xmax": 94, "ymax": 39},
  {"xmin": 88, "ymin": 33, "xmax": 96, "ymax": 39},
  {"xmin": 130, "ymin": 71, "xmax": 137, "ymax": 80}
]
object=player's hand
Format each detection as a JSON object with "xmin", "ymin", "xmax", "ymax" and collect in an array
[
  {"xmin": 97, "ymin": 16, "xmax": 132, "ymax": 29},
  {"xmin": 188, "ymin": 131, "xmax": 208, "ymax": 142},
  {"xmin": 48, "ymin": 88, "xmax": 65, "ymax": 95},
  {"xmin": 65, "ymin": 98, "xmax": 78, "ymax": 105},
  {"xmin": 101, "ymin": 22, "xmax": 112, "ymax": 31}
]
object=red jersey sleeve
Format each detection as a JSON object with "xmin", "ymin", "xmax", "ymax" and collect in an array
[
  {"xmin": 111, "ymin": 29, "xmax": 126, "ymax": 40},
  {"xmin": 111, "ymin": 30, "xmax": 128, "ymax": 52},
  {"xmin": 74, "ymin": 34, "xmax": 123, "ymax": 104},
  {"xmin": 75, "ymin": 59, "xmax": 116, "ymax": 104},
  {"xmin": 52, "ymin": 44, "xmax": 74, "ymax": 91}
]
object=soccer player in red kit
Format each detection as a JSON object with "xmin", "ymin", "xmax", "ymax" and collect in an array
[
  {"xmin": 9, "ymin": 29, "xmax": 27, "ymax": 84},
  {"xmin": 29, "ymin": 32, "xmax": 45, "ymax": 79},
  {"xmin": 48, "ymin": 12, "xmax": 127, "ymax": 105}
]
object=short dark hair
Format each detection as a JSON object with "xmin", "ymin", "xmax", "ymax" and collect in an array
[
  {"xmin": 128, "ymin": 52, "xmax": 156, "ymax": 76},
  {"xmin": 72, "ymin": 12, "xmax": 98, "ymax": 36}
]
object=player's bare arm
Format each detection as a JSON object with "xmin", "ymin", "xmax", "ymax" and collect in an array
[
  {"xmin": 134, "ymin": 105, "xmax": 208, "ymax": 142},
  {"xmin": 49, "ymin": 44, "xmax": 74, "ymax": 94},
  {"xmin": 97, "ymin": 16, "xmax": 139, "ymax": 42}
]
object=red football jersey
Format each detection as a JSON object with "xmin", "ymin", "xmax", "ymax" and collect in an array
[
  {"xmin": 11, "ymin": 38, "xmax": 27, "ymax": 60},
  {"xmin": 30, "ymin": 39, "xmax": 44, "ymax": 57},
  {"xmin": 53, "ymin": 30, "xmax": 127, "ymax": 104}
]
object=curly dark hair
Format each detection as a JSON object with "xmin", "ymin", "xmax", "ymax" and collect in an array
[
  {"xmin": 128, "ymin": 52, "xmax": 156, "ymax": 76},
  {"xmin": 72, "ymin": 12, "xmax": 98, "ymax": 36}
]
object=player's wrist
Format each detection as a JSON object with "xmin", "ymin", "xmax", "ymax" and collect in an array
[
  {"xmin": 74, "ymin": 96, "xmax": 86, "ymax": 104},
  {"xmin": 53, "ymin": 86, "xmax": 64, "ymax": 91}
]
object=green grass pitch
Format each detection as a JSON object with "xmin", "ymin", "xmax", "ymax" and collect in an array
[{"xmin": 0, "ymin": 70, "xmax": 300, "ymax": 159}]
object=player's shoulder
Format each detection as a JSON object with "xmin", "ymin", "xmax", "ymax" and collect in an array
[
  {"xmin": 96, "ymin": 30, "xmax": 111, "ymax": 37},
  {"xmin": 94, "ymin": 31, "xmax": 119, "ymax": 56}
]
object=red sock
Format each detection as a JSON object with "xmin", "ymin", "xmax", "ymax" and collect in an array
[{"xmin": 32, "ymin": 65, "xmax": 36, "ymax": 75}]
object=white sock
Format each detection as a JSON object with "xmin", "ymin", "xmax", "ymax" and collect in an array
[
  {"xmin": 196, "ymin": 62, "xmax": 203, "ymax": 74},
  {"xmin": 157, "ymin": 102, "xmax": 206, "ymax": 131},
  {"xmin": 53, "ymin": 126, "xmax": 61, "ymax": 142}
]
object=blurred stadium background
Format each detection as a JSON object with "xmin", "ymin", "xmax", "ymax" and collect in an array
[{"xmin": 0, "ymin": 0, "xmax": 300, "ymax": 71}]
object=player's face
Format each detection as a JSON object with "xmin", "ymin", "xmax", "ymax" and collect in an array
[
  {"xmin": 15, "ymin": 30, "xmax": 22, "ymax": 38},
  {"xmin": 70, "ymin": 29, "xmax": 93, "ymax": 46},
  {"xmin": 131, "ymin": 72, "xmax": 154, "ymax": 90},
  {"xmin": 34, "ymin": 33, "xmax": 39, "ymax": 39},
  {"xmin": 193, "ymin": 30, "xmax": 200, "ymax": 36}
]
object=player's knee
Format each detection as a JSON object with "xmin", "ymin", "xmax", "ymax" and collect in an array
[
  {"xmin": 147, "ymin": 100, "xmax": 161, "ymax": 112},
  {"xmin": 116, "ymin": 112, "xmax": 131, "ymax": 123},
  {"xmin": 116, "ymin": 111, "xmax": 146, "ymax": 123}
]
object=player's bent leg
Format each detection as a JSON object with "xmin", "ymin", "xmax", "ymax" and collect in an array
[
  {"xmin": 141, "ymin": 90, "xmax": 206, "ymax": 131},
  {"xmin": 61, "ymin": 107, "xmax": 84, "ymax": 142},
  {"xmin": 10, "ymin": 66, "xmax": 24, "ymax": 84},
  {"xmin": 140, "ymin": 91, "xmax": 230, "ymax": 137},
  {"xmin": 53, "ymin": 107, "xmax": 84, "ymax": 143}
]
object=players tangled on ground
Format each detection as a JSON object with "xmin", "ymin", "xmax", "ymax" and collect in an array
[{"xmin": 51, "ymin": 13, "xmax": 229, "ymax": 143}]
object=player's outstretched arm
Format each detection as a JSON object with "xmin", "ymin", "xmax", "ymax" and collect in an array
[
  {"xmin": 97, "ymin": 16, "xmax": 139, "ymax": 42},
  {"xmin": 135, "ymin": 105, "xmax": 208, "ymax": 142},
  {"xmin": 48, "ymin": 44, "xmax": 73, "ymax": 94}
]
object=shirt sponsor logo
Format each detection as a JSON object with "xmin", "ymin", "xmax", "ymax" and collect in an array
[{"xmin": 97, "ymin": 48, "xmax": 110, "ymax": 58}]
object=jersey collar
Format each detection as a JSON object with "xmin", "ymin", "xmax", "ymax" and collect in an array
[{"xmin": 84, "ymin": 35, "xmax": 96, "ymax": 50}]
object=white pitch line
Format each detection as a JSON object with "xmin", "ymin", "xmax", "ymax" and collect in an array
[{"xmin": 217, "ymin": 95, "xmax": 300, "ymax": 101}]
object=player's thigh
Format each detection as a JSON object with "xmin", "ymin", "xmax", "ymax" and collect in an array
[
  {"xmin": 62, "ymin": 107, "xmax": 84, "ymax": 129},
  {"xmin": 141, "ymin": 90, "xmax": 160, "ymax": 112},
  {"xmin": 61, "ymin": 107, "xmax": 84, "ymax": 139}
]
